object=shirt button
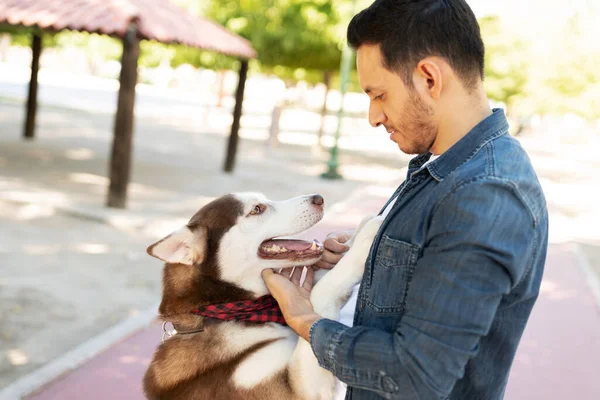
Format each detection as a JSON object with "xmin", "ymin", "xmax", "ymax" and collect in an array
[{"xmin": 382, "ymin": 375, "xmax": 399, "ymax": 393}]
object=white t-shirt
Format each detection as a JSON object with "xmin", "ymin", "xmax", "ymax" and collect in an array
[{"xmin": 334, "ymin": 154, "xmax": 438, "ymax": 399}]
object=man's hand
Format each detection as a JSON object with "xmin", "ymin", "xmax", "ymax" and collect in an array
[
  {"xmin": 262, "ymin": 267, "xmax": 322, "ymax": 340},
  {"xmin": 314, "ymin": 230, "xmax": 354, "ymax": 270}
]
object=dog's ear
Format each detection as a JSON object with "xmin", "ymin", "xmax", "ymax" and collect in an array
[{"xmin": 146, "ymin": 226, "xmax": 207, "ymax": 265}]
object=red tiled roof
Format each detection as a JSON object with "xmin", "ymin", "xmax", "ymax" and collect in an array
[{"xmin": 0, "ymin": 0, "xmax": 257, "ymax": 59}]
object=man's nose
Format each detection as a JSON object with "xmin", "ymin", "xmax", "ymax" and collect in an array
[{"xmin": 368, "ymin": 102, "xmax": 387, "ymax": 128}]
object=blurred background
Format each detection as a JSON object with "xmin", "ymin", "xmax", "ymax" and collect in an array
[{"xmin": 0, "ymin": 0, "xmax": 599, "ymax": 399}]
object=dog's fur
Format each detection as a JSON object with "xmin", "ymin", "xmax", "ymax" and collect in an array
[{"xmin": 143, "ymin": 193, "xmax": 383, "ymax": 400}]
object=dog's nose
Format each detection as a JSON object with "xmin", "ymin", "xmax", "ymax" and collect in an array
[{"xmin": 311, "ymin": 194, "xmax": 324, "ymax": 206}]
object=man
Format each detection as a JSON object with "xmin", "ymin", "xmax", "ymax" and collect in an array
[{"xmin": 262, "ymin": 0, "xmax": 548, "ymax": 399}]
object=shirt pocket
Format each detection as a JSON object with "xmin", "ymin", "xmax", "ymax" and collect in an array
[{"xmin": 366, "ymin": 234, "xmax": 420, "ymax": 313}]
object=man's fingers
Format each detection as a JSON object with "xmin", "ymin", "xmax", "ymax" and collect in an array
[
  {"xmin": 262, "ymin": 269, "xmax": 292, "ymax": 302},
  {"xmin": 262, "ymin": 268, "xmax": 274, "ymax": 280},
  {"xmin": 320, "ymin": 251, "xmax": 345, "ymax": 265},
  {"xmin": 314, "ymin": 249, "xmax": 346, "ymax": 270},
  {"xmin": 314, "ymin": 260, "xmax": 335, "ymax": 270},
  {"xmin": 291, "ymin": 266, "xmax": 303, "ymax": 285},
  {"xmin": 323, "ymin": 237, "xmax": 350, "ymax": 253},
  {"xmin": 281, "ymin": 267, "xmax": 294, "ymax": 278},
  {"xmin": 262, "ymin": 269, "xmax": 281, "ymax": 287},
  {"xmin": 302, "ymin": 267, "xmax": 315, "ymax": 291}
]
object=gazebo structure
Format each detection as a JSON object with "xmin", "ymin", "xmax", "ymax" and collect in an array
[{"xmin": 0, "ymin": 0, "xmax": 256, "ymax": 208}]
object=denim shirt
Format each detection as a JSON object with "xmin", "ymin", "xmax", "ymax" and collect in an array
[{"xmin": 309, "ymin": 109, "xmax": 548, "ymax": 400}]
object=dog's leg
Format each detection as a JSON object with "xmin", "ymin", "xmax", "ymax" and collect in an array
[
  {"xmin": 310, "ymin": 214, "xmax": 374, "ymax": 286},
  {"xmin": 310, "ymin": 215, "xmax": 383, "ymax": 320},
  {"xmin": 288, "ymin": 215, "xmax": 384, "ymax": 400}
]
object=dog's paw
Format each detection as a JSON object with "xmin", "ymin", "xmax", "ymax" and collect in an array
[{"xmin": 350, "ymin": 216, "xmax": 384, "ymax": 257}]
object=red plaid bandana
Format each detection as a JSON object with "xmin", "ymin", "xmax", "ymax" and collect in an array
[{"xmin": 190, "ymin": 295, "xmax": 287, "ymax": 325}]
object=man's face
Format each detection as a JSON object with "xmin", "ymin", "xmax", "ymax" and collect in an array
[{"xmin": 356, "ymin": 44, "xmax": 438, "ymax": 155}]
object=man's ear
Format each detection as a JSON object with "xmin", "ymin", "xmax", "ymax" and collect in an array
[
  {"xmin": 146, "ymin": 226, "xmax": 207, "ymax": 265},
  {"xmin": 415, "ymin": 56, "xmax": 443, "ymax": 100}
]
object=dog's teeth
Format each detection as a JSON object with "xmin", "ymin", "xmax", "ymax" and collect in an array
[
  {"xmin": 265, "ymin": 244, "xmax": 287, "ymax": 253},
  {"xmin": 310, "ymin": 242, "xmax": 317, "ymax": 250}
]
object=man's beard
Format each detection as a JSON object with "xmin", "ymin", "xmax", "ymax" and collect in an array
[{"xmin": 396, "ymin": 91, "xmax": 437, "ymax": 155}]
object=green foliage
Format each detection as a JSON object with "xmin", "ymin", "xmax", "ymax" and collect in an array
[
  {"xmin": 53, "ymin": 31, "xmax": 121, "ymax": 61},
  {"xmin": 479, "ymin": 16, "xmax": 528, "ymax": 109},
  {"xmin": 0, "ymin": 1, "xmax": 348, "ymax": 84},
  {"xmin": 139, "ymin": 41, "xmax": 176, "ymax": 68},
  {"xmin": 203, "ymin": 0, "xmax": 344, "ymax": 72},
  {"xmin": 8, "ymin": 1, "xmax": 597, "ymax": 121},
  {"xmin": 0, "ymin": 25, "xmax": 57, "ymax": 47},
  {"xmin": 479, "ymin": 12, "xmax": 600, "ymax": 121},
  {"xmin": 534, "ymin": 13, "xmax": 600, "ymax": 120},
  {"xmin": 169, "ymin": 44, "xmax": 239, "ymax": 71}
]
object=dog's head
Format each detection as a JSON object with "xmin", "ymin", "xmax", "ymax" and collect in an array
[{"xmin": 147, "ymin": 193, "xmax": 325, "ymax": 296}]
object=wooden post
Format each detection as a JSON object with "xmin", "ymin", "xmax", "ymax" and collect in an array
[
  {"xmin": 223, "ymin": 59, "xmax": 249, "ymax": 173},
  {"xmin": 24, "ymin": 33, "xmax": 42, "ymax": 140},
  {"xmin": 107, "ymin": 23, "xmax": 139, "ymax": 208}
]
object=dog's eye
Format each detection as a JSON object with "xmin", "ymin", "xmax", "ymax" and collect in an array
[{"xmin": 249, "ymin": 205, "xmax": 265, "ymax": 216}]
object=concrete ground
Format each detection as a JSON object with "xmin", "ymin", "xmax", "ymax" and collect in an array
[
  {"xmin": 1, "ymin": 88, "xmax": 599, "ymax": 397},
  {"xmin": 0, "ymin": 200, "xmax": 153, "ymax": 387}
]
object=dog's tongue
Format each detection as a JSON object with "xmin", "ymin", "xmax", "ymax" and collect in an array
[
  {"xmin": 258, "ymin": 238, "xmax": 323, "ymax": 259},
  {"xmin": 261, "ymin": 239, "xmax": 314, "ymax": 251}
]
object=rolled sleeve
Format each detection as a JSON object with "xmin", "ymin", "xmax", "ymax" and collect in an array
[
  {"xmin": 309, "ymin": 318, "xmax": 416, "ymax": 398},
  {"xmin": 309, "ymin": 318, "xmax": 346, "ymax": 372}
]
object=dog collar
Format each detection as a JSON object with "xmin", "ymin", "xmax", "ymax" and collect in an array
[
  {"xmin": 190, "ymin": 295, "xmax": 287, "ymax": 326},
  {"xmin": 162, "ymin": 320, "xmax": 205, "ymax": 342}
]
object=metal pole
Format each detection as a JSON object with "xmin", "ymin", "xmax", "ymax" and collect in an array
[{"xmin": 322, "ymin": 0, "xmax": 357, "ymax": 180}]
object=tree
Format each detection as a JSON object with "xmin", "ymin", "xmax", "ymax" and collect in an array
[
  {"xmin": 204, "ymin": 0, "xmax": 343, "ymax": 72},
  {"xmin": 479, "ymin": 8, "xmax": 600, "ymax": 123},
  {"xmin": 479, "ymin": 16, "xmax": 529, "ymax": 116},
  {"xmin": 535, "ymin": 12, "xmax": 600, "ymax": 120},
  {"xmin": 200, "ymin": 0, "xmax": 346, "ymax": 144}
]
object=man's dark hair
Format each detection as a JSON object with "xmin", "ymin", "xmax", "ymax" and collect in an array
[{"xmin": 347, "ymin": 0, "xmax": 485, "ymax": 90}]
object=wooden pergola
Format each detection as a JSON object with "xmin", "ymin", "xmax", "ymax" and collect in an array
[{"xmin": 0, "ymin": 0, "xmax": 256, "ymax": 208}]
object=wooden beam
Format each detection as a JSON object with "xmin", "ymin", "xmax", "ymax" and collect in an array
[
  {"xmin": 107, "ymin": 23, "xmax": 139, "ymax": 209},
  {"xmin": 24, "ymin": 33, "xmax": 41, "ymax": 140},
  {"xmin": 223, "ymin": 59, "xmax": 249, "ymax": 173}
]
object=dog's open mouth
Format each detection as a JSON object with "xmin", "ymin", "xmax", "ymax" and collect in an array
[{"xmin": 258, "ymin": 238, "xmax": 324, "ymax": 260}]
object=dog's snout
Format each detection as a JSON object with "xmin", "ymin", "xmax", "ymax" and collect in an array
[{"xmin": 311, "ymin": 194, "xmax": 324, "ymax": 206}]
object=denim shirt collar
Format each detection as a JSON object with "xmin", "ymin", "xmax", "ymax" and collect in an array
[{"xmin": 408, "ymin": 108, "xmax": 510, "ymax": 181}]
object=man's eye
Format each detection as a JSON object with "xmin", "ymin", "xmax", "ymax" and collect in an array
[{"xmin": 375, "ymin": 94, "xmax": 384, "ymax": 101}]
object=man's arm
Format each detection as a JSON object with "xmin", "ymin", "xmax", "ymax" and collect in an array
[{"xmin": 306, "ymin": 180, "xmax": 537, "ymax": 399}]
